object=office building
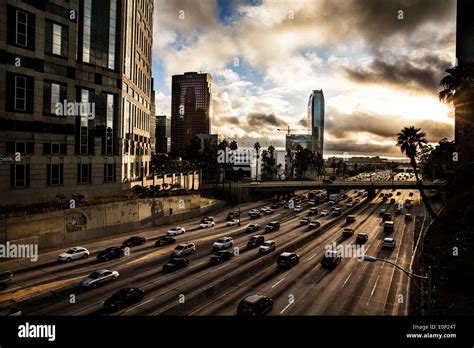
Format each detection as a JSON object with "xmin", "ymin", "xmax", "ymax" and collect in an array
[
  {"xmin": 0, "ymin": 0, "xmax": 154, "ymax": 206},
  {"xmin": 307, "ymin": 89, "xmax": 325, "ymax": 156},
  {"xmin": 155, "ymin": 115, "xmax": 171, "ymax": 154},
  {"xmin": 171, "ymin": 72, "xmax": 212, "ymax": 157}
]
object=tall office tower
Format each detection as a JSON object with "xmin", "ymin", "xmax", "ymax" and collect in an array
[
  {"xmin": 307, "ymin": 90, "xmax": 325, "ymax": 156},
  {"xmin": 0, "ymin": 0, "xmax": 154, "ymax": 207},
  {"xmin": 454, "ymin": 0, "xmax": 474, "ymax": 174},
  {"xmin": 171, "ymin": 72, "xmax": 212, "ymax": 157},
  {"xmin": 155, "ymin": 115, "xmax": 171, "ymax": 154}
]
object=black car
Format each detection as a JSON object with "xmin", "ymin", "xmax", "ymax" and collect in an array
[
  {"xmin": 97, "ymin": 247, "xmax": 124, "ymax": 262},
  {"xmin": 249, "ymin": 212, "xmax": 261, "ymax": 219},
  {"xmin": 277, "ymin": 252, "xmax": 300, "ymax": 269},
  {"xmin": 321, "ymin": 250, "xmax": 342, "ymax": 269},
  {"xmin": 122, "ymin": 236, "xmax": 146, "ymax": 248},
  {"xmin": 246, "ymin": 224, "xmax": 260, "ymax": 233},
  {"xmin": 247, "ymin": 235, "xmax": 265, "ymax": 249},
  {"xmin": 323, "ymin": 179, "xmax": 332, "ymax": 184},
  {"xmin": 0, "ymin": 271, "xmax": 13, "ymax": 289},
  {"xmin": 210, "ymin": 251, "xmax": 234, "ymax": 264},
  {"xmin": 237, "ymin": 294, "xmax": 273, "ymax": 316},
  {"xmin": 155, "ymin": 236, "xmax": 176, "ymax": 247},
  {"xmin": 355, "ymin": 233, "xmax": 369, "ymax": 244},
  {"xmin": 342, "ymin": 228, "xmax": 354, "ymax": 239},
  {"xmin": 382, "ymin": 213, "xmax": 391, "ymax": 222},
  {"xmin": 271, "ymin": 202, "xmax": 281, "ymax": 209},
  {"xmin": 227, "ymin": 211, "xmax": 240, "ymax": 220},
  {"xmin": 103, "ymin": 288, "xmax": 144, "ymax": 311},
  {"xmin": 265, "ymin": 221, "xmax": 280, "ymax": 232},
  {"xmin": 346, "ymin": 215, "xmax": 356, "ymax": 223},
  {"xmin": 163, "ymin": 258, "xmax": 189, "ymax": 272}
]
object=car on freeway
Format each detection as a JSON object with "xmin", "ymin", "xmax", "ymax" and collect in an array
[
  {"xmin": 80, "ymin": 269, "xmax": 119, "ymax": 288},
  {"xmin": 320, "ymin": 209, "xmax": 329, "ymax": 217},
  {"xmin": 382, "ymin": 237, "xmax": 396, "ymax": 250},
  {"xmin": 237, "ymin": 294, "xmax": 273, "ymax": 316},
  {"xmin": 321, "ymin": 250, "xmax": 342, "ymax": 269},
  {"xmin": 308, "ymin": 207, "xmax": 318, "ymax": 216},
  {"xmin": 122, "ymin": 236, "xmax": 146, "ymax": 249},
  {"xmin": 382, "ymin": 196, "xmax": 388, "ymax": 202},
  {"xmin": 379, "ymin": 193, "xmax": 384, "ymax": 197},
  {"xmin": 167, "ymin": 227, "xmax": 185, "ymax": 236},
  {"xmin": 227, "ymin": 219, "xmax": 241, "ymax": 227},
  {"xmin": 202, "ymin": 216, "xmax": 214, "ymax": 222},
  {"xmin": 246, "ymin": 224, "xmax": 260, "ymax": 233},
  {"xmin": 163, "ymin": 258, "xmax": 189, "ymax": 272},
  {"xmin": 409, "ymin": 192, "xmax": 414, "ymax": 197},
  {"xmin": 357, "ymin": 191, "xmax": 364, "ymax": 196},
  {"xmin": 259, "ymin": 240, "xmax": 276, "ymax": 254},
  {"xmin": 347, "ymin": 197, "xmax": 353, "ymax": 202},
  {"xmin": 200, "ymin": 220, "xmax": 216, "ymax": 228},
  {"xmin": 346, "ymin": 215, "xmax": 356, "ymax": 223},
  {"xmin": 247, "ymin": 235, "xmax": 265, "ymax": 249},
  {"xmin": 260, "ymin": 206, "xmax": 271, "ymax": 213},
  {"xmin": 383, "ymin": 221, "xmax": 395, "ymax": 233},
  {"xmin": 346, "ymin": 202, "xmax": 353, "ymax": 207},
  {"xmin": 308, "ymin": 220, "xmax": 321, "ymax": 229},
  {"xmin": 96, "ymin": 247, "xmax": 124, "ymax": 262},
  {"xmin": 379, "ymin": 209, "xmax": 386, "ymax": 215},
  {"xmin": 342, "ymin": 228, "xmax": 354, "ymax": 239},
  {"xmin": 322, "ymin": 179, "xmax": 333, "ymax": 184},
  {"xmin": 212, "ymin": 237, "xmax": 234, "ymax": 251},
  {"xmin": 390, "ymin": 198, "xmax": 396, "ymax": 204},
  {"xmin": 293, "ymin": 205, "xmax": 303, "ymax": 212},
  {"xmin": 263, "ymin": 208, "xmax": 274, "ymax": 215},
  {"xmin": 0, "ymin": 300, "xmax": 22, "ymax": 316},
  {"xmin": 58, "ymin": 247, "xmax": 90, "ymax": 263},
  {"xmin": 0, "ymin": 271, "xmax": 13, "ymax": 289},
  {"xmin": 327, "ymin": 200, "xmax": 335, "ymax": 206},
  {"xmin": 172, "ymin": 243, "xmax": 196, "ymax": 257},
  {"xmin": 227, "ymin": 211, "xmax": 240, "ymax": 220},
  {"xmin": 331, "ymin": 208, "xmax": 341, "ymax": 216},
  {"xmin": 405, "ymin": 213, "xmax": 413, "ymax": 221},
  {"xmin": 355, "ymin": 233, "xmax": 369, "ymax": 244},
  {"xmin": 249, "ymin": 211, "xmax": 261, "ymax": 219},
  {"xmin": 248, "ymin": 209, "xmax": 259, "ymax": 216},
  {"xmin": 210, "ymin": 250, "xmax": 234, "ymax": 264},
  {"xmin": 396, "ymin": 191, "xmax": 401, "ymax": 195},
  {"xmin": 103, "ymin": 288, "xmax": 144, "ymax": 311},
  {"xmin": 395, "ymin": 207, "xmax": 403, "ymax": 214},
  {"xmin": 308, "ymin": 200, "xmax": 316, "ymax": 207},
  {"xmin": 354, "ymin": 198, "xmax": 361, "ymax": 204},
  {"xmin": 277, "ymin": 252, "xmax": 300, "ymax": 269},
  {"xmin": 300, "ymin": 217, "xmax": 310, "ymax": 226},
  {"xmin": 383, "ymin": 213, "xmax": 391, "ymax": 222},
  {"xmin": 155, "ymin": 236, "xmax": 176, "ymax": 247},
  {"xmin": 265, "ymin": 221, "xmax": 280, "ymax": 232}
]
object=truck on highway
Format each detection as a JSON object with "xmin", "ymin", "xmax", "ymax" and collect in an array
[{"xmin": 328, "ymin": 193, "xmax": 341, "ymax": 203}]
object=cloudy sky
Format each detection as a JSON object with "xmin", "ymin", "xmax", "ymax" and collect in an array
[{"xmin": 152, "ymin": 0, "xmax": 456, "ymax": 158}]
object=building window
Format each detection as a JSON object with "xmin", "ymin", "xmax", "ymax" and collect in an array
[
  {"xmin": 44, "ymin": 142, "xmax": 67, "ymax": 155},
  {"xmin": 104, "ymin": 163, "xmax": 116, "ymax": 182},
  {"xmin": 78, "ymin": 163, "xmax": 92, "ymax": 184},
  {"xmin": 14, "ymin": 76, "xmax": 26, "ymax": 111},
  {"xmin": 82, "ymin": 0, "xmax": 92, "ymax": 63},
  {"xmin": 16, "ymin": 10, "xmax": 28, "ymax": 46},
  {"xmin": 10, "ymin": 164, "xmax": 30, "ymax": 188},
  {"xmin": 80, "ymin": 89, "xmax": 89, "ymax": 154},
  {"xmin": 45, "ymin": 21, "xmax": 67, "ymax": 56},
  {"xmin": 47, "ymin": 164, "xmax": 63, "ymax": 185},
  {"xmin": 52, "ymin": 24, "xmax": 62, "ymax": 55},
  {"xmin": 108, "ymin": 0, "xmax": 117, "ymax": 69},
  {"xmin": 105, "ymin": 94, "xmax": 114, "ymax": 155},
  {"xmin": 44, "ymin": 82, "xmax": 67, "ymax": 114}
]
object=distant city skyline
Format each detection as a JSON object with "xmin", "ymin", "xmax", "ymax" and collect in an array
[{"xmin": 152, "ymin": 0, "xmax": 456, "ymax": 157}]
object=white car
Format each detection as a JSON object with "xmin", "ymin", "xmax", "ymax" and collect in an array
[
  {"xmin": 248, "ymin": 209, "xmax": 259, "ymax": 216},
  {"xmin": 293, "ymin": 205, "xmax": 303, "ymax": 212},
  {"xmin": 227, "ymin": 219, "xmax": 240, "ymax": 227},
  {"xmin": 79, "ymin": 269, "xmax": 119, "ymax": 288},
  {"xmin": 212, "ymin": 237, "xmax": 234, "ymax": 251},
  {"xmin": 200, "ymin": 220, "xmax": 215, "ymax": 228},
  {"xmin": 58, "ymin": 247, "xmax": 90, "ymax": 263},
  {"xmin": 259, "ymin": 240, "xmax": 276, "ymax": 254},
  {"xmin": 320, "ymin": 210, "xmax": 329, "ymax": 217},
  {"xmin": 382, "ymin": 237, "xmax": 396, "ymax": 250},
  {"xmin": 167, "ymin": 227, "xmax": 185, "ymax": 236},
  {"xmin": 172, "ymin": 243, "xmax": 196, "ymax": 257}
]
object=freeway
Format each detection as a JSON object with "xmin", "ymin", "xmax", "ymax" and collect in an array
[{"xmin": 0, "ymin": 174, "xmax": 435, "ymax": 316}]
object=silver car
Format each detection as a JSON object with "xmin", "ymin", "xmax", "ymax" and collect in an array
[
  {"xmin": 80, "ymin": 269, "xmax": 119, "ymax": 288},
  {"xmin": 58, "ymin": 247, "xmax": 90, "ymax": 263}
]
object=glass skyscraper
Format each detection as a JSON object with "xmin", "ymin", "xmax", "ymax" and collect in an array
[{"xmin": 307, "ymin": 90, "xmax": 325, "ymax": 156}]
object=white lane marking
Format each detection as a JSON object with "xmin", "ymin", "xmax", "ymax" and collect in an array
[
  {"xmin": 366, "ymin": 275, "xmax": 380, "ymax": 306},
  {"xmin": 215, "ymin": 263, "xmax": 229, "ymax": 271},
  {"xmin": 190, "ymin": 261, "xmax": 204, "ymax": 269},
  {"xmin": 271, "ymin": 277, "xmax": 285, "ymax": 288},
  {"xmin": 280, "ymin": 302, "xmax": 293, "ymax": 314},
  {"xmin": 125, "ymin": 298, "xmax": 154, "ymax": 312},
  {"xmin": 342, "ymin": 273, "xmax": 352, "ymax": 288},
  {"xmin": 307, "ymin": 254, "xmax": 317, "ymax": 261}
]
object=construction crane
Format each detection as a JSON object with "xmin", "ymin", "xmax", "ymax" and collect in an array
[{"xmin": 276, "ymin": 125, "xmax": 308, "ymax": 134}]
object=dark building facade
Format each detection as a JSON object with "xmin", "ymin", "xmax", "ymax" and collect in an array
[
  {"xmin": 171, "ymin": 72, "xmax": 212, "ymax": 157},
  {"xmin": 0, "ymin": 0, "xmax": 153, "ymax": 206},
  {"xmin": 307, "ymin": 89, "xmax": 325, "ymax": 156},
  {"xmin": 155, "ymin": 115, "xmax": 171, "ymax": 154}
]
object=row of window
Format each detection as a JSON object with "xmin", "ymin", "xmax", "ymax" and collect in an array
[
  {"xmin": 9, "ymin": 163, "xmax": 117, "ymax": 188},
  {"xmin": 5, "ymin": 141, "xmax": 66, "ymax": 155}
]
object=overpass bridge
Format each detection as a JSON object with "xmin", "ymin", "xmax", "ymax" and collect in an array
[{"xmin": 202, "ymin": 180, "xmax": 446, "ymax": 203}]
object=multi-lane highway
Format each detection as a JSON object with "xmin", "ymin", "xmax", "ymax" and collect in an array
[{"xmin": 0, "ymin": 171, "xmax": 432, "ymax": 316}]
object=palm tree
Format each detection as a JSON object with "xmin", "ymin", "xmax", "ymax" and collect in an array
[
  {"xmin": 253, "ymin": 142, "xmax": 261, "ymax": 181},
  {"xmin": 396, "ymin": 126, "xmax": 438, "ymax": 220}
]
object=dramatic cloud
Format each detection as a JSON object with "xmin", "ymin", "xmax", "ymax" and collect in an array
[{"xmin": 247, "ymin": 112, "xmax": 287, "ymax": 127}]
